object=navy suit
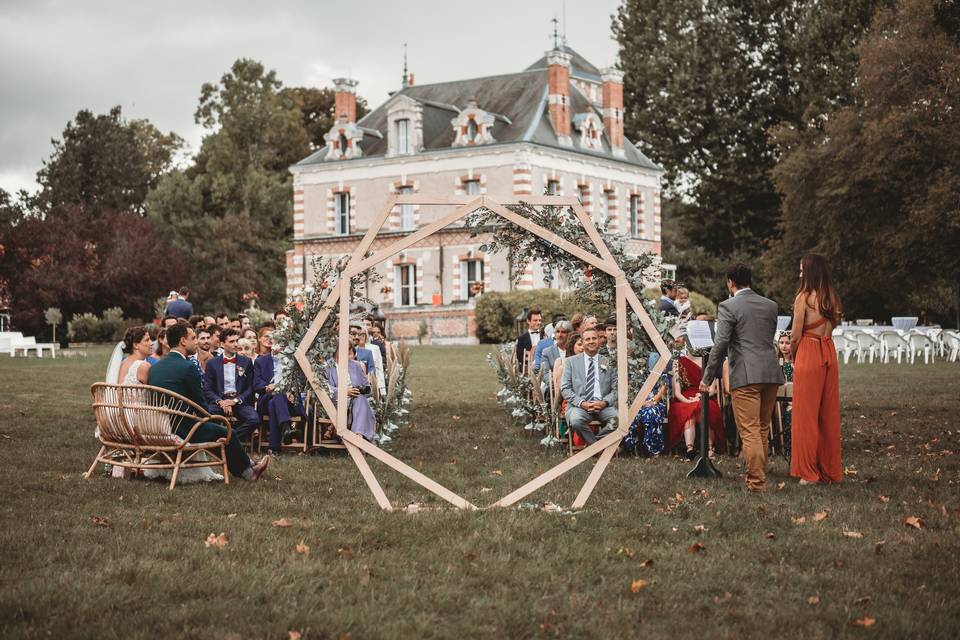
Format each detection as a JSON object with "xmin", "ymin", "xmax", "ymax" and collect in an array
[
  {"xmin": 253, "ymin": 355, "xmax": 307, "ymax": 450},
  {"xmin": 203, "ymin": 353, "xmax": 259, "ymax": 439},
  {"xmin": 164, "ymin": 298, "xmax": 194, "ymax": 319},
  {"xmin": 147, "ymin": 351, "xmax": 252, "ymax": 478},
  {"xmin": 355, "ymin": 347, "xmax": 376, "ymax": 377}
]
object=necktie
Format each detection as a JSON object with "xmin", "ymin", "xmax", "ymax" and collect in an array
[{"xmin": 586, "ymin": 356, "xmax": 596, "ymax": 400}]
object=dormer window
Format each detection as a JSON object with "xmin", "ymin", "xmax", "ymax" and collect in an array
[
  {"xmin": 338, "ymin": 132, "xmax": 348, "ymax": 151},
  {"xmin": 386, "ymin": 95, "xmax": 422, "ymax": 157},
  {"xmin": 323, "ymin": 116, "xmax": 364, "ymax": 161},
  {"xmin": 572, "ymin": 113, "xmax": 604, "ymax": 151},
  {"xmin": 452, "ymin": 97, "xmax": 496, "ymax": 147}
]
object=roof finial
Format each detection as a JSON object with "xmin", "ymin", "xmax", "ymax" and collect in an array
[
  {"xmin": 562, "ymin": 0, "xmax": 568, "ymax": 47},
  {"xmin": 402, "ymin": 42, "xmax": 409, "ymax": 89},
  {"xmin": 551, "ymin": 16, "xmax": 560, "ymax": 50}
]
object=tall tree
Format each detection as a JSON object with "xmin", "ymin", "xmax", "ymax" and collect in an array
[
  {"xmin": 613, "ymin": 0, "xmax": 891, "ymax": 285},
  {"xmin": 765, "ymin": 0, "xmax": 960, "ymax": 322},
  {"xmin": 148, "ymin": 59, "xmax": 311, "ymax": 313},
  {"xmin": 281, "ymin": 86, "xmax": 369, "ymax": 151},
  {"xmin": 35, "ymin": 106, "xmax": 181, "ymax": 215}
]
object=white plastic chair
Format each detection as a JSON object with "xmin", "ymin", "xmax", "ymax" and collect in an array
[
  {"xmin": 832, "ymin": 330, "xmax": 855, "ymax": 364},
  {"xmin": 853, "ymin": 332, "xmax": 880, "ymax": 363},
  {"xmin": 942, "ymin": 331, "xmax": 960, "ymax": 363},
  {"xmin": 906, "ymin": 331, "xmax": 935, "ymax": 364},
  {"xmin": 879, "ymin": 331, "xmax": 910, "ymax": 364},
  {"xmin": 926, "ymin": 328, "xmax": 943, "ymax": 357}
]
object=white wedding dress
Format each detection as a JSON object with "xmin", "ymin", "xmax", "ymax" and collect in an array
[{"xmin": 104, "ymin": 345, "xmax": 223, "ymax": 483}]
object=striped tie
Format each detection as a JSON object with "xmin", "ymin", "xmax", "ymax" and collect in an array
[{"xmin": 586, "ymin": 356, "xmax": 596, "ymax": 400}]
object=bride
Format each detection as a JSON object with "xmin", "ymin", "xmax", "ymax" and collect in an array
[{"xmin": 105, "ymin": 326, "xmax": 223, "ymax": 484}]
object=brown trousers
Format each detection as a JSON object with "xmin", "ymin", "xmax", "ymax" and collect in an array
[{"xmin": 730, "ymin": 383, "xmax": 779, "ymax": 491}]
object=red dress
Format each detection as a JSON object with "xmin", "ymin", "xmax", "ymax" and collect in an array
[{"xmin": 667, "ymin": 356, "xmax": 724, "ymax": 452}]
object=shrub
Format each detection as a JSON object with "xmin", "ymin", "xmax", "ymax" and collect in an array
[
  {"xmin": 243, "ymin": 306, "xmax": 273, "ymax": 330},
  {"xmin": 98, "ymin": 307, "xmax": 125, "ymax": 342},
  {"xmin": 68, "ymin": 313, "xmax": 101, "ymax": 343}
]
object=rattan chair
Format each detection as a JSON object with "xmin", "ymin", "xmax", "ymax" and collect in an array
[{"xmin": 87, "ymin": 383, "xmax": 231, "ymax": 489}]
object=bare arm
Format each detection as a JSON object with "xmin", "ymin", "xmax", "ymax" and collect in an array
[
  {"xmin": 790, "ymin": 294, "xmax": 805, "ymax": 360},
  {"xmin": 136, "ymin": 361, "xmax": 150, "ymax": 384}
]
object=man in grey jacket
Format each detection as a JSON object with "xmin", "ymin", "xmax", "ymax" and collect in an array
[
  {"xmin": 701, "ymin": 263, "xmax": 784, "ymax": 491},
  {"xmin": 561, "ymin": 327, "xmax": 618, "ymax": 444}
]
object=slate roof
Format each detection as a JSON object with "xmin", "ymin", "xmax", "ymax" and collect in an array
[{"xmin": 295, "ymin": 47, "xmax": 660, "ymax": 172}]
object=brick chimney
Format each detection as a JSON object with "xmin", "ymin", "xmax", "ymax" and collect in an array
[
  {"xmin": 333, "ymin": 77, "xmax": 359, "ymax": 123},
  {"xmin": 601, "ymin": 68, "xmax": 625, "ymax": 157},
  {"xmin": 546, "ymin": 49, "xmax": 573, "ymax": 146}
]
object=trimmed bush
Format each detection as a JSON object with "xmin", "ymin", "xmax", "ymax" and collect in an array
[{"xmin": 68, "ymin": 313, "xmax": 101, "ymax": 343}]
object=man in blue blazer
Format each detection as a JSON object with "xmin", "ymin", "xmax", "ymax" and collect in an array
[
  {"xmin": 163, "ymin": 286, "xmax": 194, "ymax": 320},
  {"xmin": 350, "ymin": 324, "xmax": 376, "ymax": 376},
  {"xmin": 253, "ymin": 339, "xmax": 307, "ymax": 454},
  {"xmin": 148, "ymin": 322, "xmax": 268, "ymax": 481},
  {"xmin": 203, "ymin": 328, "xmax": 259, "ymax": 440}
]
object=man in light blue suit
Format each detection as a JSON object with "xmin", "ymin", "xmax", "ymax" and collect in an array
[{"xmin": 560, "ymin": 327, "xmax": 618, "ymax": 444}]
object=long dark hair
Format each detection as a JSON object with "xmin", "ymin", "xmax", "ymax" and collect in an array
[
  {"xmin": 565, "ymin": 332, "xmax": 583, "ymax": 358},
  {"xmin": 797, "ymin": 254, "xmax": 841, "ymax": 324},
  {"xmin": 122, "ymin": 326, "xmax": 149, "ymax": 354}
]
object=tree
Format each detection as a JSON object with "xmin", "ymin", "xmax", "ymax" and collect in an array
[
  {"xmin": 765, "ymin": 0, "xmax": 960, "ymax": 323},
  {"xmin": 0, "ymin": 204, "xmax": 190, "ymax": 337},
  {"xmin": 148, "ymin": 59, "xmax": 314, "ymax": 312},
  {"xmin": 34, "ymin": 106, "xmax": 181, "ymax": 215},
  {"xmin": 44, "ymin": 307, "xmax": 62, "ymax": 342},
  {"xmin": 613, "ymin": 0, "xmax": 891, "ymax": 283},
  {"xmin": 282, "ymin": 86, "xmax": 369, "ymax": 151}
]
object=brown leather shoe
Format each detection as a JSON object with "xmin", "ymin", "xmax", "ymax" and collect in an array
[{"xmin": 249, "ymin": 455, "xmax": 270, "ymax": 481}]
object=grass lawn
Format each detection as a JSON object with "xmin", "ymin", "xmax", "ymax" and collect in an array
[{"xmin": 0, "ymin": 345, "xmax": 958, "ymax": 639}]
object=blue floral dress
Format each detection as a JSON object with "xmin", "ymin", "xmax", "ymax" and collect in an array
[{"xmin": 623, "ymin": 378, "xmax": 668, "ymax": 455}]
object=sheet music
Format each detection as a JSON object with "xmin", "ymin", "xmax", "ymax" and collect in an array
[
  {"xmin": 777, "ymin": 316, "xmax": 792, "ymax": 332},
  {"xmin": 685, "ymin": 320, "xmax": 714, "ymax": 350}
]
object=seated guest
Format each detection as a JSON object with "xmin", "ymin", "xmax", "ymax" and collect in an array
[
  {"xmin": 367, "ymin": 321, "xmax": 388, "ymax": 363},
  {"xmin": 532, "ymin": 327, "xmax": 555, "ymax": 374},
  {"xmin": 117, "ymin": 326, "xmax": 153, "ymax": 385},
  {"xmin": 356, "ymin": 327, "xmax": 385, "ymax": 395},
  {"xmin": 776, "ymin": 330, "xmax": 793, "ymax": 455},
  {"xmin": 667, "ymin": 352, "xmax": 724, "ymax": 458},
  {"xmin": 603, "ymin": 317, "xmax": 618, "ymax": 357},
  {"xmin": 554, "ymin": 331, "xmax": 583, "ymax": 438},
  {"xmin": 273, "ymin": 309, "xmax": 288, "ymax": 322},
  {"xmin": 570, "ymin": 312, "xmax": 585, "ymax": 333},
  {"xmin": 660, "ymin": 281, "xmax": 679, "ymax": 316},
  {"xmin": 237, "ymin": 337, "xmax": 257, "ymax": 362},
  {"xmin": 515, "ymin": 308, "xmax": 543, "ymax": 370},
  {"xmin": 256, "ymin": 326, "xmax": 273, "ymax": 358},
  {"xmin": 147, "ymin": 322, "xmax": 268, "ymax": 481},
  {"xmin": 675, "ymin": 286, "xmax": 692, "ymax": 318},
  {"xmin": 195, "ymin": 327, "xmax": 213, "ymax": 372},
  {"xmin": 162, "ymin": 315, "xmax": 178, "ymax": 329},
  {"xmin": 581, "ymin": 315, "xmax": 598, "ymax": 332},
  {"xmin": 203, "ymin": 328, "xmax": 259, "ymax": 440},
  {"xmin": 596, "ymin": 322, "xmax": 608, "ymax": 354},
  {"xmin": 560, "ymin": 327, "xmax": 618, "ymax": 445},
  {"xmin": 189, "ymin": 314, "xmax": 205, "ymax": 330},
  {"xmin": 229, "ymin": 317, "xmax": 242, "ymax": 331},
  {"xmin": 203, "ymin": 315, "xmax": 216, "ymax": 329},
  {"xmin": 208, "ymin": 326, "xmax": 223, "ymax": 356},
  {"xmin": 541, "ymin": 321, "xmax": 571, "ymax": 378},
  {"xmin": 216, "ymin": 313, "xmax": 231, "ymax": 330},
  {"xmin": 240, "ymin": 328, "xmax": 258, "ymax": 360},
  {"xmin": 325, "ymin": 343, "xmax": 376, "ymax": 442},
  {"xmin": 239, "ymin": 314, "xmax": 251, "ymax": 331},
  {"xmin": 623, "ymin": 373, "xmax": 668, "ymax": 456},
  {"xmin": 148, "ymin": 327, "xmax": 169, "ymax": 364},
  {"xmin": 253, "ymin": 332, "xmax": 307, "ymax": 454},
  {"xmin": 350, "ymin": 324, "xmax": 376, "ymax": 375}
]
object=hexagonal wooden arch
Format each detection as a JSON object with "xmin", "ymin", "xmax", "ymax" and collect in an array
[{"xmin": 293, "ymin": 194, "xmax": 672, "ymax": 511}]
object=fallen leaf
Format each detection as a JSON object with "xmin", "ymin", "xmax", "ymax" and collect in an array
[
  {"xmin": 776, "ymin": 482, "xmax": 785, "ymax": 491},
  {"xmin": 814, "ymin": 511, "xmax": 828, "ymax": 522},
  {"xmin": 879, "ymin": 495, "xmax": 891, "ymax": 503},
  {"xmin": 92, "ymin": 516, "xmax": 110, "ymax": 527},
  {"xmin": 227, "ymin": 513, "xmax": 238, "ymax": 519},
  {"xmin": 903, "ymin": 515, "xmax": 924, "ymax": 529},
  {"xmin": 451, "ymin": 415, "xmax": 461, "ymax": 421},
  {"xmin": 337, "ymin": 546, "xmax": 352, "ymax": 558},
  {"xmin": 851, "ymin": 616, "xmax": 876, "ymax": 628},
  {"xmin": 618, "ymin": 547, "xmax": 636, "ymax": 559},
  {"xmin": 640, "ymin": 559, "xmax": 654, "ymax": 567},
  {"xmin": 688, "ymin": 542, "xmax": 705, "ymax": 553},
  {"xmin": 204, "ymin": 532, "xmax": 228, "ymax": 549},
  {"xmin": 874, "ymin": 540, "xmax": 886, "ymax": 554},
  {"xmin": 480, "ymin": 487, "xmax": 491, "ymax": 493},
  {"xmin": 630, "ymin": 579, "xmax": 649, "ymax": 593},
  {"xmin": 288, "ymin": 632, "xmax": 302, "ymax": 640},
  {"xmin": 272, "ymin": 518, "xmax": 293, "ymax": 528},
  {"xmin": 844, "ymin": 466, "xmax": 858, "ymax": 477},
  {"xmin": 491, "ymin": 469, "xmax": 503, "ymax": 476},
  {"xmin": 807, "ymin": 596, "xmax": 820, "ymax": 605},
  {"xmin": 843, "ymin": 531, "xmax": 864, "ymax": 538},
  {"xmin": 693, "ymin": 524, "xmax": 708, "ymax": 533},
  {"xmin": 853, "ymin": 596, "xmax": 872, "ymax": 605},
  {"xmin": 931, "ymin": 468, "xmax": 940, "ymax": 481},
  {"xmin": 713, "ymin": 591, "xmax": 732, "ymax": 604},
  {"xmin": 765, "ymin": 532, "xmax": 775, "ymax": 539},
  {"xmin": 792, "ymin": 516, "xmax": 807, "ymax": 525},
  {"xmin": 295, "ymin": 540, "xmax": 310, "ymax": 555}
]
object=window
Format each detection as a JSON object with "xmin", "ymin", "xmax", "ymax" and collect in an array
[
  {"xmin": 467, "ymin": 118, "xmax": 478, "ymax": 142},
  {"xmin": 396, "ymin": 118, "xmax": 410, "ymax": 154},
  {"xmin": 464, "ymin": 179, "xmax": 481, "ymax": 196},
  {"xmin": 546, "ymin": 179, "xmax": 559, "ymax": 196},
  {"xmin": 398, "ymin": 185, "xmax": 414, "ymax": 230},
  {"xmin": 395, "ymin": 264, "xmax": 417, "ymax": 307},
  {"xmin": 338, "ymin": 132, "xmax": 348, "ymax": 154},
  {"xmin": 577, "ymin": 184, "xmax": 587, "ymax": 204},
  {"xmin": 336, "ymin": 192, "xmax": 350, "ymax": 235},
  {"xmin": 461, "ymin": 259, "xmax": 484, "ymax": 299},
  {"xmin": 629, "ymin": 194, "xmax": 640, "ymax": 238},
  {"xmin": 598, "ymin": 190, "xmax": 609, "ymax": 222}
]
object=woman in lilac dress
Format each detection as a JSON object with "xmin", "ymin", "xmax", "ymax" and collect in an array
[{"xmin": 325, "ymin": 343, "xmax": 376, "ymax": 442}]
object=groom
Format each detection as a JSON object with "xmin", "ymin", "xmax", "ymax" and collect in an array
[
  {"xmin": 203, "ymin": 328, "xmax": 260, "ymax": 440},
  {"xmin": 701, "ymin": 263, "xmax": 784, "ymax": 492},
  {"xmin": 147, "ymin": 321, "xmax": 268, "ymax": 481}
]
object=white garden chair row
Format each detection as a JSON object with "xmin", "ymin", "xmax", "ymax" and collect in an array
[
  {"xmin": 0, "ymin": 331, "xmax": 58, "ymax": 358},
  {"xmin": 832, "ymin": 327, "xmax": 958, "ymax": 364}
]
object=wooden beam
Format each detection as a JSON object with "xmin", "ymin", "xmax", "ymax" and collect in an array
[
  {"xmin": 343, "ymin": 197, "xmax": 484, "ymax": 278},
  {"xmin": 569, "ymin": 202, "xmax": 620, "ymax": 267},
  {"xmin": 572, "ymin": 439, "xmax": 619, "ymax": 508},
  {"xmin": 294, "ymin": 287, "xmax": 340, "ymax": 362},
  {"xmin": 624, "ymin": 286, "xmax": 672, "ymax": 362},
  {"xmin": 336, "ymin": 280, "xmax": 350, "ymax": 435},
  {"xmin": 345, "ymin": 440, "xmax": 392, "ymax": 510}
]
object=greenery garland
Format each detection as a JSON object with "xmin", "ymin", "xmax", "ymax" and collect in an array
[{"xmin": 270, "ymin": 256, "xmax": 412, "ymax": 448}]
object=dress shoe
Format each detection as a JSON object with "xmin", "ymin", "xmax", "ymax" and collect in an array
[{"xmin": 249, "ymin": 455, "xmax": 270, "ymax": 481}]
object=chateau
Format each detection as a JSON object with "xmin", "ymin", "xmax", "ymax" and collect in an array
[{"xmin": 287, "ymin": 44, "xmax": 664, "ymax": 343}]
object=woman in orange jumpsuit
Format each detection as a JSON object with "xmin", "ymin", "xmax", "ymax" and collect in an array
[{"xmin": 789, "ymin": 254, "xmax": 842, "ymax": 484}]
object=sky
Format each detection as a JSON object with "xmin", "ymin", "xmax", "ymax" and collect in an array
[{"xmin": 0, "ymin": 0, "xmax": 623, "ymax": 196}]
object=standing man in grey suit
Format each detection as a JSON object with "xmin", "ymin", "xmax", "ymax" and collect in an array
[
  {"xmin": 701, "ymin": 263, "xmax": 784, "ymax": 492},
  {"xmin": 561, "ymin": 327, "xmax": 618, "ymax": 444}
]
